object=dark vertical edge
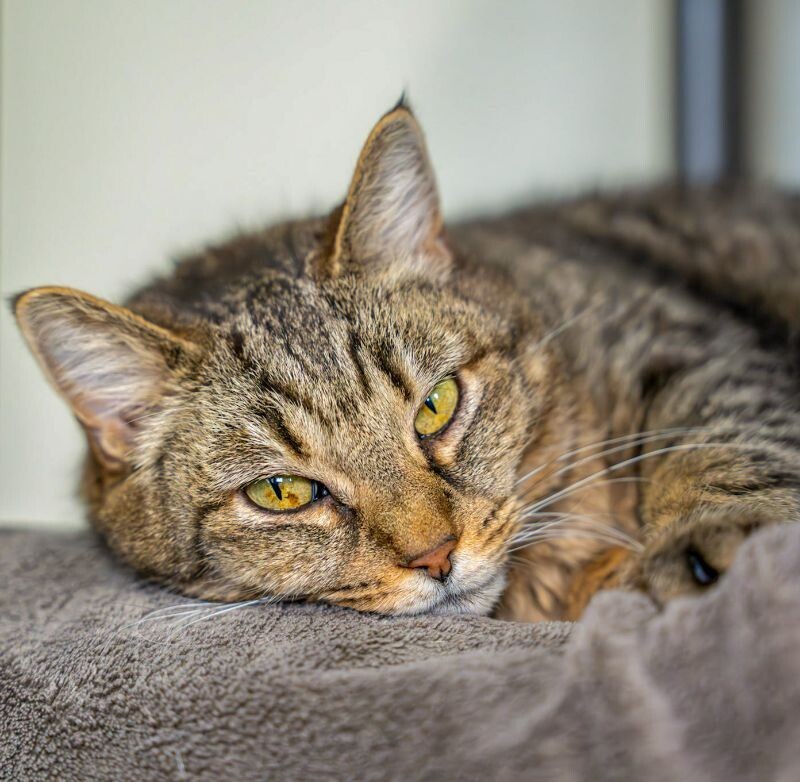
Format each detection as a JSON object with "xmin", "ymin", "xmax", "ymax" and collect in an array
[
  {"xmin": 675, "ymin": 0, "xmax": 746, "ymax": 183},
  {"xmin": 673, "ymin": 0, "xmax": 685, "ymax": 181},
  {"xmin": 724, "ymin": 0, "xmax": 746, "ymax": 179}
]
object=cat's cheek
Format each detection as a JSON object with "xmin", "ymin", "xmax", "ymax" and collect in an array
[{"xmin": 198, "ymin": 497, "xmax": 354, "ymax": 598}]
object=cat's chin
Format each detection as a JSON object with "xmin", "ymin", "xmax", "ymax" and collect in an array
[
  {"xmin": 383, "ymin": 553, "xmax": 510, "ymax": 617},
  {"xmin": 417, "ymin": 570, "xmax": 508, "ymax": 617}
]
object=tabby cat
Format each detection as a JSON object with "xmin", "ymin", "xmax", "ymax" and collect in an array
[{"xmin": 14, "ymin": 103, "xmax": 800, "ymax": 621}]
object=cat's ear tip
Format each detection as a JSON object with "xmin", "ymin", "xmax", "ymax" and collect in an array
[
  {"xmin": 10, "ymin": 286, "xmax": 59, "ymax": 320},
  {"xmin": 392, "ymin": 90, "xmax": 411, "ymax": 113},
  {"xmin": 12, "ymin": 285, "xmax": 88, "ymax": 319},
  {"xmin": 381, "ymin": 91, "xmax": 416, "ymax": 124},
  {"xmin": 8, "ymin": 288, "xmax": 30, "ymax": 316}
]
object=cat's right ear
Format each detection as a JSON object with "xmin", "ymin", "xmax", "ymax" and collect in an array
[
  {"xmin": 315, "ymin": 103, "xmax": 452, "ymax": 281},
  {"xmin": 13, "ymin": 287, "xmax": 200, "ymax": 472}
]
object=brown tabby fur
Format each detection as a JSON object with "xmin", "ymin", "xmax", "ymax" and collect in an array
[{"xmin": 14, "ymin": 104, "xmax": 800, "ymax": 621}]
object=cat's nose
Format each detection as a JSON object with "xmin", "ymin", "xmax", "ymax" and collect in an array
[{"xmin": 405, "ymin": 536, "xmax": 457, "ymax": 582}]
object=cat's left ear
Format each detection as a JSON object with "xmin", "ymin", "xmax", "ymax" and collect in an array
[
  {"xmin": 318, "ymin": 103, "xmax": 452, "ymax": 280},
  {"xmin": 14, "ymin": 286, "xmax": 200, "ymax": 472}
]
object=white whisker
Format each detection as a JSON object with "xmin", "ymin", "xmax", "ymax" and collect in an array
[
  {"xmin": 508, "ymin": 529, "xmax": 639, "ymax": 554},
  {"xmin": 518, "ymin": 476, "xmax": 650, "ymax": 518},
  {"xmin": 515, "ymin": 426, "xmax": 713, "ymax": 489},
  {"xmin": 120, "ymin": 601, "xmax": 218, "ymax": 631},
  {"xmin": 520, "ymin": 429, "xmax": 725, "ymax": 502},
  {"xmin": 168, "ymin": 598, "xmax": 269, "ymax": 635},
  {"xmin": 525, "ymin": 442, "xmax": 749, "ymax": 518},
  {"xmin": 528, "ymin": 303, "xmax": 599, "ymax": 354},
  {"xmin": 510, "ymin": 513, "xmax": 643, "ymax": 551}
]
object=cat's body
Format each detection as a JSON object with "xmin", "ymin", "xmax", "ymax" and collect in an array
[
  {"xmin": 15, "ymin": 106, "xmax": 800, "ymax": 621},
  {"xmin": 473, "ymin": 191, "xmax": 800, "ymax": 618}
]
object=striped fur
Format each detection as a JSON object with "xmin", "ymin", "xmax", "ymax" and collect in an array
[{"xmin": 14, "ymin": 108, "xmax": 800, "ymax": 621}]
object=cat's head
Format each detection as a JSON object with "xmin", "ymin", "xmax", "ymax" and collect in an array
[{"xmin": 14, "ymin": 105, "xmax": 561, "ymax": 615}]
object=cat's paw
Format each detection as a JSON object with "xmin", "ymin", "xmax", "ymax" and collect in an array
[{"xmin": 623, "ymin": 506, "xmax": 786, "ymax": 604}]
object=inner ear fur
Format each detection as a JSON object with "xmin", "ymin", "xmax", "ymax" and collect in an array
[
  {"xmin": 14, "ymin": 286, "xmax": 199, "ymax": 472},
  {"xmin": 318, "ymin": 103, "xmax": 452, "ymax": 281}
]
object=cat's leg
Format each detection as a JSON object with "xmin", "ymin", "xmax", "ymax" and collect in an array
[{"xmin": 620, "ymin": 351, "xmax": 800, "ymax": 604}]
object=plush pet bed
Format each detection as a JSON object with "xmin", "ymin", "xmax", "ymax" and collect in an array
[{"xmin": 2, "ymin": 524, "xmax": 799, "ymax": 781}]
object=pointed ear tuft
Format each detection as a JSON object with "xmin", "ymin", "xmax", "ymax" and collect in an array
[
  {"xmin": 392, "ymin": 90, "xmax": 410, "ymax": 112},
  {"xmin": 14, "ymin": 287, "xmax": 199, "ymax": 471},
  {"xmin": 317, "ymin": 105, "xmax": 452, "ymax": 281}
]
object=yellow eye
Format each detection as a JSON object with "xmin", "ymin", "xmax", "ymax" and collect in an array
[
  {"xmin": 414, "ymin": 377, "xmax": 459, "ymax": 437},
  {"xmin": 245, "ymin": 475, "xmax": 328, "ymax": 511}
]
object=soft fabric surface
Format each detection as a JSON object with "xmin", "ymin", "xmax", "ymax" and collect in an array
[{"xmin": 2, "ymin": 525, "xmax": 799, "ymax": 781}]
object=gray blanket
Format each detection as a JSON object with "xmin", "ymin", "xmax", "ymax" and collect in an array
[{"xmin": 2, "ymin": 525, "xmax": 799, "ymax": 781}]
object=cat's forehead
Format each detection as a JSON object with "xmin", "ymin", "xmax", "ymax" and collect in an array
[
  {"xmin": 193, "ymin": 273, "xmax": 487, "ymax": 474},
  {"xmin": 195, "ymin": 270, "xmax": 503, "ymax": 460},
  {"xmin": 210, "ymin": 272, "xmax": 484, "ymax": 380}
]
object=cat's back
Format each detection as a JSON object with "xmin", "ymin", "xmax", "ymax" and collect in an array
[
  {"xmin": 458, "ymin": 184, "xmax": 800, "ymax": 341},
  {"xmin": 127, "ymin": 185, "xmax": 800, "ymax": 343}
]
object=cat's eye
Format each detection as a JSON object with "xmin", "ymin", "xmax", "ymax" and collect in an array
[
  {"xmin": 414, "ymin": 377, "xmax": 459, "ymax": 437},
  {"xmin": 686, "ymin": 548, "xmax": 719, "ymax": 587},
  {"xmin": 245, "ymin": 475, "xmax": 329, "ymax": 512}
]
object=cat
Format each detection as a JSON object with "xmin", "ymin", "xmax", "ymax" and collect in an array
[{"xmin": 13, "ymin": 101, "xmax": 800, "ymax": 621}]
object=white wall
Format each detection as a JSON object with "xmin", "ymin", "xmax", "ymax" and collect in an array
[
  {"xmin": 747, "ymin": 0, "xmax": 800, "ymax": 184},
  {"xmin": 1, "ymin": 0, "xmax": 673, "ymax": 529}
]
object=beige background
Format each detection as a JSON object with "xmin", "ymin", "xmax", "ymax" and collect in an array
[{"xmin": 1, "ymin": 0, "xmax": 684, "ymax": 529}]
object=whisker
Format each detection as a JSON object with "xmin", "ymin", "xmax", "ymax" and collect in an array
[
  {"xmin": 511, "ymin": 514, "xmax": 642, "ymax": 551},
  {"xmin": 136, "ymin": 601, "xmax": 215, "ymax": 616},
  {"xmin": 515, "ymin": 511, "xmax": 640, "ymax": 541},
  {"xmin": 121, "ymin": 601, "xmax": 218, "ymax": 631},
  {"xmin": 515, "ymin": 426, "xmax": 714, "ymax": 489},
  {"xmin": 508, "ymin": 511, "xmax": 642, "ymax": 550},
  {"xmin": 123, "ymin": 589, "xmax": 283, "ymax": 639},
  {"xmin": 167, "ymin": 598, "xmax": 270, "ymax": 635},
  {"xmin": 528, "ymin": 303, "xmax": 599, "ymax": 355},
  {"xmin": 525, "ymin": 442, "xmax": 750, "ymax": 518},
  {"xmin": 520, "ymin": 430, "xmax": 726, "ymax": 503},
  {"xmin": 507, "ymin": 529, "xmax": 639, "ymax": 554},
  {"xmin": 519, "ymin": 476, "xmax": 650, "ymax": 517}
]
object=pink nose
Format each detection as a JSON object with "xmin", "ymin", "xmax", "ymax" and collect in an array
[{"xmin": 405, "ymin": 537, "xmax": 457, "ymax": 581}]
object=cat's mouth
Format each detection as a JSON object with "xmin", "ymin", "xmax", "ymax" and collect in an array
[
  {"xmin": 322, "ymin": 552, "xmax": 508, "ymax": 616},
  {"xmin": 426, "ymin": 570, "xmax": 507, "ymax": 616},
  {"xmin": 385, "ymin": 550, "xmax": 509, "ymax": 616}
]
